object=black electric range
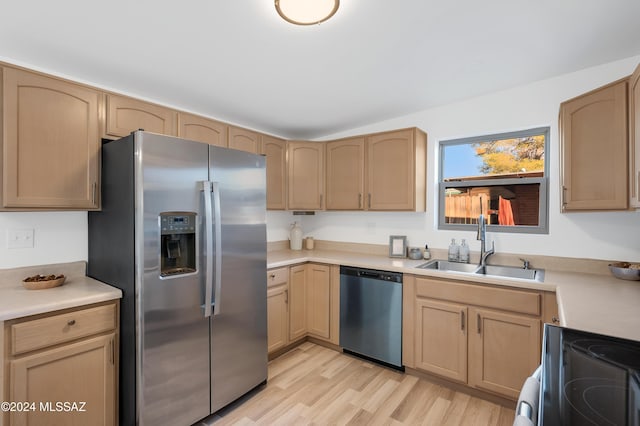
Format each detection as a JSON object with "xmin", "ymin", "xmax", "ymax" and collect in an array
[{"xmin": 540, "ymin": 324, "xmax": 640, "ymax": 425}]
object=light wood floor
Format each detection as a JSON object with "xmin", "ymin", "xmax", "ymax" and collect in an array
[{"xmin": 209, "ymin": 342, "xmax": 516, "ymax": 425}]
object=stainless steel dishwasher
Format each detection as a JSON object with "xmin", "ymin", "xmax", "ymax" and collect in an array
[{"xmin": 339, "ymin": 266, "xmax": 403, "ymax": 369}]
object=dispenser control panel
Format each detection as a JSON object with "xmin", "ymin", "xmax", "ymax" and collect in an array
[{"xmin": 161, "ymin": 214, "xmax": 196, "ymax": 235}]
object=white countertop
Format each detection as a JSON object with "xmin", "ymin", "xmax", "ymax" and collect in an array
[
  {"xmin": 2, "ymin": 254, "xmax": 637, "ymax": 342},
  {"xmin": 0, "ymin": 261, "xmax": 122, "ymax": 321},
  {"xmin": 268, "ymin": 249, "xmax": 640, "ymax": 342}
]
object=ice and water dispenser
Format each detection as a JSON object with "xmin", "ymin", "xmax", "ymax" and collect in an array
[{"xmin": 160, "ymin": 212, "xmax": 197, "ymax": 277}]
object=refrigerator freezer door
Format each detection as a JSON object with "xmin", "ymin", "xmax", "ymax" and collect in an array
[
  {"xmin": 208, "ymin": 146, "xmax": 268, "ymax": 413},
  {"xmin": 137, "ymin": 132, "xmax": 211, "ymax": 426}
]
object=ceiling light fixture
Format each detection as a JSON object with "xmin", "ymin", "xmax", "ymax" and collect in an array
[{"xmin": 275, "ymin": 0, "xmax": 340, "ymax": 26}]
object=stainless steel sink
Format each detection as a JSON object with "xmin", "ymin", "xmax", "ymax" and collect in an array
[
  {"xmin": 415, "ymin": 259, "xmax": 481, "ymax": 273},
  {"xmin": 416, "ymin": 259, "xmax": 545, "ymax": 282},
  {"xmin": 475, "ymin": 264, "xmax": 545, "ymax": 282}
]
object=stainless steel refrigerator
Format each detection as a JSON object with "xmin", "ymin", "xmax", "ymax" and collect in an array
[{"xmin": 88, "ymin": 131, "xmax": 267, "ymax": 426}]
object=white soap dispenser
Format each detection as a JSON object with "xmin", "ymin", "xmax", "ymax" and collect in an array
[
  {"xmin": 423, "ymin": 244, "xmax": 431, "ymax": 260},
  {"xmin": 459, "ymin": 239, "xmax": 470, "ymax": 263}
]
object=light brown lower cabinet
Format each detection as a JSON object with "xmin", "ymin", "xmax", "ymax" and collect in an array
[
  {"xmin": 406, "ymin": 275, "xmax": 542, "ymax": 400},
  {"xmin": 266, "ymin": 268, "xmax": 289, "ymax": 353},
  {"xmin": 414, "ymin": 299, "xmax": 468, "ymax": 383},
  {"xmin": 266, "ymin": 263, "xmax": 338, "ymax": 354},
  {"xmin": 288, "ymin": 265, "xmax": 307, "ymax": 342},
  {"xmin": 2, "ymin": 300, "xmax": 119, "ymax": 426},
  {"xmin": 305, "ymin": 264, "xmax": 331, "ymax": 339},
  {"xmin": 468, "ymin": 308, "xmax": 540, "ymax": 398}
]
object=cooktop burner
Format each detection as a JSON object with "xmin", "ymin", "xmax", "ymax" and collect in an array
[
  {"xmin": 563, "ymin": 377, "xmax": 627, "ymax": 425},
  {"xmin": 540, "ymin": 325, "xmax": 640, "ymax": 426}
]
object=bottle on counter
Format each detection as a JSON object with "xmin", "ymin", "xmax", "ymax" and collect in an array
[
  {"xmin": 423, "ymin": 244, "xmax": 431, "ymax": 260},
  {"xmin": 459, "ymin": 239, "xmax": 470, "ymax": 263},
  {"xmin": 448, "ymin": 238, "xmax": 459, "ymax": 262},
  {"xmin": 290, "ymin": 221, "xmax": 303, "ymax": 250}
]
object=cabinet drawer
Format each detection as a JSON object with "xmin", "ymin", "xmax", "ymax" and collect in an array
[
  {"xmin": 267, "ymin": 267, "xmax": 289, "ymax": 288},
  {"xmin": 415, "ymin": 277, "xmax": 540, "ymax": 316},
  {"xmin": 11, "ymin": 303, "xmax": 117, "ymax": 355}
]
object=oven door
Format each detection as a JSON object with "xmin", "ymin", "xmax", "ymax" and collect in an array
[{"xmin": 514, "ymin": 365, "xmax": 541, "ymax": 426}]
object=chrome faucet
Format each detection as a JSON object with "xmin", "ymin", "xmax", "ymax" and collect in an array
[{"xmin": 477, "ymin": 212, "xmax": 495, "ymax": 267}]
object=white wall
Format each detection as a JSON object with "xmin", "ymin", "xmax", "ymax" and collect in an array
[
  {"xmin": 270, "ymin": 55, "xmax": 640, "ymax": 262},
  {"xmin": 0, "ymin": 212, "xmax": 87, "ymax": 268},
  {"xmin": 2, "ymin": 55, "xmax": 639, "ymax": 269}
]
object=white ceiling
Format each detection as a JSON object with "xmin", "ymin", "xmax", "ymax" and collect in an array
[{"xmin": 2, "ymin": 1, "xmax": 640, "ymax": 139}]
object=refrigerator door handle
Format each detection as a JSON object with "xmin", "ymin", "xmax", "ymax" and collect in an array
[
  {"xmin": 202, "ymin": 181, "xmax": 214, "ymax": 318},
  {"xmin": 212, "ymin": 181, "xmax": 223, "ymax": 316}
]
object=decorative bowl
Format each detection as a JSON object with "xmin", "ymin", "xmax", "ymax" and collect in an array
[
  {"xmin": 608, "ymin": 262, "xmax": 640, "ymax": 281},
  {"xmin": 22, "ymin": 274, "xmax": 66, "ymax": 290},
  {"xmin": 407, "ymin": 247, "xmax": 423, "ymax": 260}
]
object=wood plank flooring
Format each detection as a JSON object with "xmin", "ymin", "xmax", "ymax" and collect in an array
[{"xmin": 208, "ymin": 342, "xmax": 516, "ymax": 425}]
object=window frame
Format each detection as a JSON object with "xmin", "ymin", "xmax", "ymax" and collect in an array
[{"xmin": 438, "ymin": 126, "xmax": 550, "ymax": 235}]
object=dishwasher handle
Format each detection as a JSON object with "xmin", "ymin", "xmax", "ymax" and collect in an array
[{"xmin": 359, "ymin": 270, "xmax": 384, "ymax": 279}]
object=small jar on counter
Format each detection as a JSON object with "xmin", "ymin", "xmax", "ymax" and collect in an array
[{"xmin": 305, "ymin": 237, "xmax": 315, "ymax": 250}]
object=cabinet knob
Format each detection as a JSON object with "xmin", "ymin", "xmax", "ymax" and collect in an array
[
  {"xmin": 551, "ymin": 316, "xmax": 559, "ymax": 324},
  {"xmin": 269, "ymin": 274, "xmax": 276, "ymax": 279},
  {"xmin": 67, "ymin": 319, "xmax": 76, "ymax": 326}
]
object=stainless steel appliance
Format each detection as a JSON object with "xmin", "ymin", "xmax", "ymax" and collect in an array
[
  {"xmin": 533, "ymin": 324, "xmax": 640, "ymax": 425},
  {"xmin": 88, "ymin": 131, "xmax": 267, "ymax": 426},
  {"xmin": 339, "ymin": 266, "xmax": 403, "ymax": 369}
]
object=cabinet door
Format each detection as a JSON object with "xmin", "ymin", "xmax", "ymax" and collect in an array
[
  {"xmin": 414, "ymin": 298, "xmax": 468, "ymax": 383},
  {"xmin": 267, "ymin": 283, "xmax": 289, "ymax": 353},
  {"xmin": 10, "ymin": 333, "xmax": 116, "ymax": 426},
  {"xmin": 105, "ymin": 94, "xmax": 177, "ymax": 138},
  {"xmin": 306, "ymin": 263, "xmax": 331, "ymax": 340},
  {"xmin": 289, "ymin": 265, "xmax": 307, "ymax": 341},
  {"xmin": 288, "ymin": 142, "xmax": 325, "ymax": 210},
  {"xmin": 630, "ymin": 63, "xmax": 640, "ymax": 208},
  {"xmin": 468, "ymin": 308, "xmax": 540, "ymax": 399},
  {"xmin": 560, "ymin": 80, "xmax": 628, "ymax": 210},
  {"xmin": 228, "ymin": 126, "xmax": 260, "ymax": 154},
  {"xmin": 261, "ymin": 135, "xmax": 287, "ymax": 210},
  {"xmin": 2, "ymin": 67, "xmax": 100, "ymax": 209},
  {"xmin": 326, "ymin": 137, "xmax": 365, "ymax": 210},
  {"xmin": 366, "ymin": 129, "xmax": 422, "ymax": 211},
  {"xmin": 178, "ymin": 113, "xmax": 227, "ymax": 147}
]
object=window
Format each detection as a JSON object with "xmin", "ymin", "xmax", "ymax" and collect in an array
[{"xmin": 438, "ymin": 127, "xmax": 549, "ymax": 234}]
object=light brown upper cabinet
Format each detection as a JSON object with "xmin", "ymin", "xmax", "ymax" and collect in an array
[
  {"xmin": 1, "ymin": 67, "xmax": 100, "ymax": 209},
  {"xmin": 560, "ymin": 79, "xmax": 629, "ymax": 211},
  {"xmin": 104, "ymin": 94, "xmax": 177, "ymax": 139},
  {"xmin": 630, "ymin": 63, "xmax": 640, "ymax": 209},
  {"xmin": 326, "ymin": 137, "xmax": 365, "ymax": 210},
  {"xmin": 177, "ymin": 113, "xmax": 227, "ymax": 147},
  {"xmin": 288, "ymin": 142, "xmax": 325, "ymax": 210},
  {"xmin": 366, "ymin": 128, "xmax": 426, "ymax": 211},
  {"xmin": 261, "ymin": 135, "xmax": 287, "ymax": 210},
  {"xmin": 228, "ymin": 125, "xmax": 260, "ymax": 154}
]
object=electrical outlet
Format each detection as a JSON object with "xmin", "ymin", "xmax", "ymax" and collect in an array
[{"xmin": 7, "ymin": 229, "xmax": 34, "ymax": 249}]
